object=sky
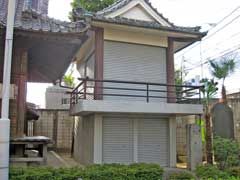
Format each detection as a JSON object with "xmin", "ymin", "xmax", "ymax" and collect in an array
[{"xmin": 27, "ymin": 0, "xmax": 240, "ymax": 107}]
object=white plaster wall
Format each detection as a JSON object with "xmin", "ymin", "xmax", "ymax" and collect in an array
[{"xmin": 120, "ymin": 5, "xmax": 155, "ymax": 22}]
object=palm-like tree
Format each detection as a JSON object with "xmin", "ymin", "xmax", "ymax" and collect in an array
[{"xmin": 210, "ymin": 57, "xmax": 236, "ymax": 103}]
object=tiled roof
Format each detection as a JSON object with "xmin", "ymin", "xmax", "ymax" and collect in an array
[
  {"xmin": 94, "ymin": 0, "xmax": 205, "ymax": 35},
  {"xmin": 18, "ymin": 11, "xmax": 88, "ymax": 33},
  {"xmin": 96, "ymin": 0, "xmax": 174, "ymax": 27},
  {"xmin": 93, "ymin": 16, "xmax": 205, "ymax": 35},
  {"xmin": 0, "ymin": 10, "xmax": 89, "ymax": 34}
]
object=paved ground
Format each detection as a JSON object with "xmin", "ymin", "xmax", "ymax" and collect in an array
[
  {"xmin": 46, "ymin": 151, "xmax": 196, "ymax": 180},
  {"xmin": 46, "ymin": 151, "xmax": 80, "ymax": 168}
]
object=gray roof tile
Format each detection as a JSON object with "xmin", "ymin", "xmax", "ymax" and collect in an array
[
  {"xmin": 93, "ymin": 16, "xmax": 204, "ymax": 35},
  {"xmin": 0, "ymin": 9, "xmax": 89, "ymax": 34},
  {"xmin": 94, "ymin": 0, "xmax": 204, "ymax": 35}
]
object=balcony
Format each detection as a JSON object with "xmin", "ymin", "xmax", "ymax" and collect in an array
[{"xmin": 70, "ymin": 78, "xmax": 203, "ymax": 115}]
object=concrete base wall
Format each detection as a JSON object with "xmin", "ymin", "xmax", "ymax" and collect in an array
[
  {"xmin": 73, "ymin": 115, "xmax": 94, "ymax": 165},
  {"xmin": 73, "ymin": 113, "xmax": 176, "ymax": 167}
]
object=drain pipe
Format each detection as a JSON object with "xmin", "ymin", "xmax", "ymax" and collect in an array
[{"xmin": 0, "ymin": 0, "xmax": 16, "ymax": 179}]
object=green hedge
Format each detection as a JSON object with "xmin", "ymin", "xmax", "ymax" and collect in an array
[
  {"xmin": 169, "ymin": 172, "xmax": 195, "ymax": 180},
  {"xmin": 10, "ymin": 163, "xmax": 163, "ymax": 180},
  {"xmin": 196, "ymin": 165, "xmax": 240, "ymax": 180}
]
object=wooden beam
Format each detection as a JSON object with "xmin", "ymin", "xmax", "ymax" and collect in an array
[
  {"xmin": 166, "ymin": 38, "xmax": 176, "ymax": 103},
  {"xmin": 12, "ymin": 49, "xmax": 28, "ymax": 136},
  {"xmin": 94, "ymin": 27, "xmax": 104, "ymax": 100}
]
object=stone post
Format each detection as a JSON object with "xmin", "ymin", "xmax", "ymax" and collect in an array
[{"xmin": 186, "ymin": 124, "xmax": 202, "ymax": 170}]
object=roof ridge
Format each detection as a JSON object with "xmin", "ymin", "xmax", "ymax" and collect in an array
[{"xmin": 96, "ymin": 0, "xmax": 175, "ymax": 27}]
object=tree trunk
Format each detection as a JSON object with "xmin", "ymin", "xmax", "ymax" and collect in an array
[
  {"xmin": 205, "ymin": 111, "xmax": 213, "ymax": 164},
  {"xmin": 220, "ymin": 85, "xmax": 227, "ymax": 104}
]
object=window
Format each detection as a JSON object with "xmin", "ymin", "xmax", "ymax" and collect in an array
[{"xmin": 61, "ymin": 98, "xmax": 70, "ymax": 105}]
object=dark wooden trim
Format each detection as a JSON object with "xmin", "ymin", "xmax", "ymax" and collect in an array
[
  {"xmin": 171, "ymin": 37, "xmax": 202, "ymax": 42},
  {"xmin": 104, "ymin": 39, "xmax": 167, "ymax": 49},
  {"xmin": 14, "ymin": 30, "xmax": 86, "ymax": 42},
  {"xmin": 166, "ymin": 38, "xmax": 176, "ymax": 103},
  {"xmin": 94, "ymin": 27, "xmax": 104, "ymax": 100},
  {"xmin": 13, "ymin": 49, "xmax": 28, "ymax": 136}
]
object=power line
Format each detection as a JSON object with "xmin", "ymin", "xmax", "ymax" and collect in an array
[
  {"xmin": 184, "ymin": 47, "xmax": 240, "ymax": 71},
  {"xmin": 184, "ymin": 44, "xmax": 240, "ymax": 70},
  {"xmin": 176, "ymin": 6, "xmax": 240, "ymax": 58}
]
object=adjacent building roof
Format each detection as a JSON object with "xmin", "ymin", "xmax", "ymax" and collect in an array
[
  {"xmin": 0, "ymin": 10, "xmax": 88, "ymax": 34},
  {"xmin": 0, "ymin": 2, "xmax": 90, "ymax": 83}
]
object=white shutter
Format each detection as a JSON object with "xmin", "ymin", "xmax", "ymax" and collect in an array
[
  {"xmin": 138, "ymin": 118, "xmax": 169, "ymax": 166},
  {"xmin": 103, "ymin": 117, "xmax": 134, "ymax": 164},
  {"xmin": 103, "ymin": 41, "xmax": 167, "ymax": 102}
]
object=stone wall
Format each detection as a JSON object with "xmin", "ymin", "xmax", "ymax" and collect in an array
[
  {"xmin": 33, "ymin": 109, "xmax": 74, "ymax": 152},
  {"xmin": 229, "ymin": 99, "xmax": 240, "ymax": 142},
  {"xmin": 176, "ymin": 99, "xmax": 240, "ymax": 161}
]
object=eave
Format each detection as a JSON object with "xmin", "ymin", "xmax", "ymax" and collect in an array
[
  {"xmin": 91, "ymin": 17, "xmax": 207, "ymax": 52},
  {"xmin": 92, "ymin": 17, "xmax": 206, "ymax": 37}
]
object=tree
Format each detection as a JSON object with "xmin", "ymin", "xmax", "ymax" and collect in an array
[
  {"xmin": 175, "ymin": 69, "xmax": 188, "ymax": 100},
  {"xmin": 71, "ymin": 0, "xmax": 116, "ymax": 13},
  {"xmin": 63, "ymin": 74, "xmax": 75, "ymax": 88},
  {"xmin": 175, "ymin": 69, "xmax": 183, "ymax": 99},
  {"xmin": 200, "ymin": 78, "xmax": 218, "ymax": 164},
  {"xmin": 209, "ymin": 57, "xmax": 236, "ymax": 103}
]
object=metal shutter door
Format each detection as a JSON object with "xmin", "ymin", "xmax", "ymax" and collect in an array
[
  {"xmin": 103, "ymin": 41, "xmax": 167, "ymax": 102},
  {"xmin": 138, "ymin": 118, "xmax": 169, "ymax": 166},
  {"xmin": 103, "ymin": 117, "xmax": 134, "ymax": 164}
]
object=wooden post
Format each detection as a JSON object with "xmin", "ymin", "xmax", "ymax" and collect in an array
[
  {"xmin": 94, "ymin": 27, "xmax": 104, "ymax": 100},
  {"xmin": 166, "ymin": 38, "xmax": 176, "ymax": 103},
  {"xmin": 11, "ymin": 49, "xmax": 28, "ymax": 137}
]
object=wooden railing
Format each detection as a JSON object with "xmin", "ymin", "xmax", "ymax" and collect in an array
[{"xmin": 70, "ymin": 77, "xmax": 202, "ymax": 107}]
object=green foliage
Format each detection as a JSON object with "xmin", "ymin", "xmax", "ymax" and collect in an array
[
  {"xmin": 202, "ymin": 177, "xmax": 240, "ymax": 180},
  {"xmin": 228, "ymin": 167, "xmax": 240, "ymax": 177},
  {"xmin": 213, "ymin": 136, "xmax": 240, "ymax": 170},
  {"xmin": 200, "ymin": 78, "xmax": 218, "ymax": 106},
  {"xmin": 210, "ymin": 58, "xmax": 236, "ymax": 84},
  {"xmin": 10, "ymin": 163, "xmax": 164, "ymax": 180},
  {"xmin": 71, "ymin": 0, "xmax": 116, "ymax": 13},
  {"xmin": 195, "ymin": 119, "xmax": 206, "ymax": 144},
  {"xmin": 196, "ymin": 165, "xmax": 230, "ymax": 179},
  {"xmin": 175, "ymin": 69, "xmax": 183, "ymax": 99},
  {"xmin": 63, "ymin": 74, "xmax": 75, "ymax": 87},
  {"xmin": 169, "ymin": 172, "xmax": 195, "ymax": 180}
]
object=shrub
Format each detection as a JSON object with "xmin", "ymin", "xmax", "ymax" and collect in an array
[
  {"xmin": 10, "ymin": 163, "xmax": 164, "ymax": 180},
  {"xmin": 169, "ymin": 172, "xmax": 195, "ymax": 180},
  {"xmin": 213, "ymin": 136, "xmax": 240, "ymax": 170},
  {"xmin": 228, "ymin": 167, "xmax": 240, "ymax": 177},
  {"xmin": 196, "ymin": 165, "xmax": 229, "ymax": 179},
  {"xmin": 202, "ymin": 178, "xmax": 240, "ymax": 180}
]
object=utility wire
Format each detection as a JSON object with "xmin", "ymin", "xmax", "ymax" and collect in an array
[
  {"xmin": 184, "ymin": 47, "xmax": 240, "ymax": 71},
  {"xmin": 176, "ymin": 6, "xmax": 240, "ymax": 58}
]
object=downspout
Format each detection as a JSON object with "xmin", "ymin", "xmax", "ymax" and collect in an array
[{"xmin": 0, "ymin": 0, "xmax": 16, "ymax": 179}]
